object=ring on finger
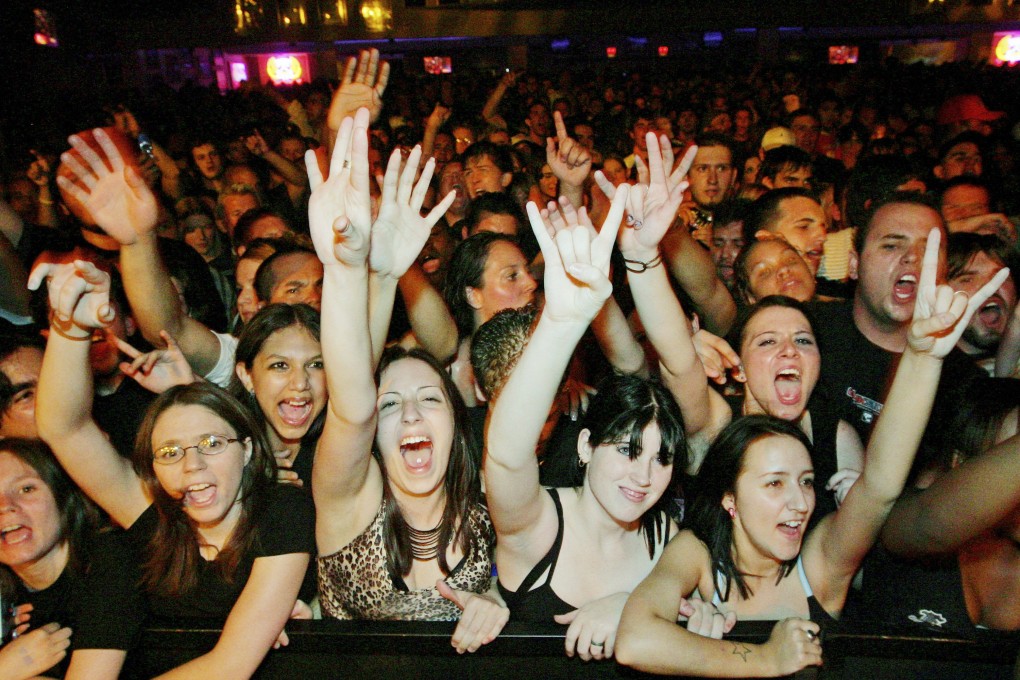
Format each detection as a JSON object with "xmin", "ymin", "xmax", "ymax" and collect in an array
[
  {"xmin": 805, "ymin": 629, "xmax": 817, "ymax": 641},
  {"xmin": 625, "ymin": 215, "xmax": 635, "ymax": 225},
  {"xmin": 591, "ymin": 640, "xmax": 605, "ymax": 648}
]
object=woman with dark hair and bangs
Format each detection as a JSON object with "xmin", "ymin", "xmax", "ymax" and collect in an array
[
  {"xmin": 230, "ymin": 302, "xmax": 325, "ymax": 488},
  {"xmin": 309, "ymin": 108, "xmax": 508, "ymax": 653},
  {"xmin": 33, "ymin": 259, "xmax": 316, "ymax": 679},
  {"xmin": 0, "ymin": 438, "xmax": 145, "ymax": 680},
  {"xmin": 615, "ymin": 230, "xmax": 1010, "ymax": 677},
  {"xmin": 485, "ymin": 150, "xmax": 702, "ymax": 661}
]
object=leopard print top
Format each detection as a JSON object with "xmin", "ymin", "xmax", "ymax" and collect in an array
[{"xmin": 317, "ymin": 501, "xmax": 495, "ymax": 621}]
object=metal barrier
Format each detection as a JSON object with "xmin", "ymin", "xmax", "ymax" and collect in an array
[{"xmin": 136, "ymin": 619, "xmax": 1020, "ymax": 679}]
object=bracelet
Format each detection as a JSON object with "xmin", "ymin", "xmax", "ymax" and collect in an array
[
  {"xmin": 622, "ymin": 253, "xmax": 662, "ymax": 273},
  {"xmin": 48, "ymin": 313, "xmax": 92, "ymax": 342}
]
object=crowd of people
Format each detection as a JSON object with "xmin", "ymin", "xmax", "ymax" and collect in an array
[{"xmin": 0, "ymin": 46, "xmax": 1016, "ymax": 678}]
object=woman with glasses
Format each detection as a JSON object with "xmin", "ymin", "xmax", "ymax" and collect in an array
[{"xmin": 34, "ymin": 260, "xmax": 315, "ymax": 679}]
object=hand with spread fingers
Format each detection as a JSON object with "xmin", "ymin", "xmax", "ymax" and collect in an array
[
  {"xmin": 908, "ymin": 228, "xmax": 1011, "ymax": 359},
  {"xmin": 327, "ymin": 48, "xmax": 390, "ymax": 130},
  {"xmin": 28, "ymin": 259, "xmax": 115, "ymax": 337},
  {"xmin": 554, "ymin": 592, "xmax": 629, "ymax": 661},
  {"xmin": 306, "ymin": 107, "xmax": 374, "ymax": 269},
  {"xmin": 438, "ymin": 581, "xmax": 510, "ymax": 654},
  {"xmin": 526, "ymin": 189, "xmax": 628, "ymax": 326},
  {"xmin": 117, "ymin": 329, "xmax": 196, "ymax": 393},
  {"xmin": 56, "ymin": 128, "xmax": 159, "ymax": 244},
  {"xmin": 370, "ymin": 145, "xmax": 456, "ymax": 280}
]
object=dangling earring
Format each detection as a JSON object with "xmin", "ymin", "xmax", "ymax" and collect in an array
[{"xmin": 727, "ymin": 507, "xmax": 736, "ymax": 519}]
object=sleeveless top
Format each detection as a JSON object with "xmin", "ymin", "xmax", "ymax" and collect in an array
[
  {"xmin": 317, "ymin": 500, "xmax": 495, "ymax": 621},
  {"xmin": 712, "ymin": 556, "xmax": 837, "ymax": 624},
  {"xmin": 498, "ymin": 488, "xmax": 672, "ymax": 622}
]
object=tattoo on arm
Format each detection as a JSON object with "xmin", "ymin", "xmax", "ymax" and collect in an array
[{"xmin": 731, "ymin": 641, "xmax": 752, "ymax": 662}]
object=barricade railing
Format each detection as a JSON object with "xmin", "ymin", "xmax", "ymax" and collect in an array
[{"xmin": 137, "ymin": 619, "xmax": 1020, "ymax": 679}]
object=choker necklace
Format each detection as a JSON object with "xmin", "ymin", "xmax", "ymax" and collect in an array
[{"xmin": 408, "ymin": 522, "xmax": 442, "ymax": 561}]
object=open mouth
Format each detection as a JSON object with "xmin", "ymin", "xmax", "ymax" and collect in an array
[
  {"xmin": 774, "ymin": 367, "xmax": 803, "ymax": 406},
  {"xmin": 619, "ymin": 487, "xmax": 648, "ymax": 503},
  {"xmin": 892, "ymin": 274, "xmax": 918, "ymax": 304},
  {"xmin": 978, "ymin": 299, "xmax": 1004, "ymax": 328},
  {"xmin": 400, "ymin": 435, "xmax": 433, "ymax": 472},
  {"xmin": 420, "ymin": 254, "xmax": 441, "ymax": 274},
  {"xmin": 0, "ymin": 524, "xmax": 30, "ymax": 545},
  {"xmin": 184, "ymin": 483, "xmax": 216, "ymax": 508},
  {"xmin": 778, "ymin": 520, "xmax": 803, "ymax": 539},
  {"xmin": 279, "ymin": 399, "xmax": 313, "ymax": 427}
]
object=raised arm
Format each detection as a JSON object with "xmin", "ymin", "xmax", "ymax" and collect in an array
[
  {"xmin": 613, "ymin": 136, "xmax": 730, "ymax": 447},
  {"xmin": 55, "ymin": 128, "xmax": 222, "ymax": 376},
  {"xmin": 481, "ymin": 71, "xmax": 515, "ymax": 130},
  {"xmin": 546, "ymin": 111, "xmax": 591, "ymax": 211},
  {"xmin": 309, "ymin": 108, "xmax": 380, "ymax": 529},
  {"xmin": 245, "ymin": 129, "xmax": 308, "ymax": 189},
  {"xmin": 806, "ymin": 229, "xmax": 1011, "ymax": 603},
  {"xmin": 397, "ymin": 263, "xmax": 459, "ymax": 364},
  {"xmin": 485, "ymin": 189, "xmax": 627, "ymax": 542},
  {"xmin": 324, "ymin": 50, "xmax": 389, "ymax": 157},
  {"xmin": 31, "ymin": 260, "xmax": 150, "ymax": 528}
]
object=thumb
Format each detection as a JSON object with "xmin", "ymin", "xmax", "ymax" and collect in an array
[
  {"xmin": 678, "ymin": 597, "xmax": 696, "ymax": 618},
  {"xmin": 553, "ymin": 609, "xmax": 578, "ymax": 625},
  {"xmin": 567, "ymin": 264, "xmax": 612, "ymax": 297},
  {"xmin": 27, "ymin": 262, "xmax": 54, "ymax": 291},
  {"xmin": 436, "ymin": 580, "xmax": 464, "ymax": 610},
  {"xmin": 124, "ymin": 165, "xmax": 147, "ymax": 190}
]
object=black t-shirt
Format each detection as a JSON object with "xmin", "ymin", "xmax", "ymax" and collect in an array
[
  {"xmin": 15, "ymin": 529, "xmax": 147, "ymax": 679},
  {"xmin": 807, "ymin": 300, "xmax": 983, "ymax": 444},
  {"xmin": 93, "ymin": 378, "xmax": 157, "ymax": 459},
  {"xmin": 125, "ymin": 484, "xmax": 316, "ymax": 619}
]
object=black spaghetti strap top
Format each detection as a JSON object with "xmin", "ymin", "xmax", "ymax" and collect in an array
[{"xmin": 497, "ymin": 489, "xmax": 577, "ymax": 622}]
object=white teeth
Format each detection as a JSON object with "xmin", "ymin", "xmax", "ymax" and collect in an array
[
  {"xmin": 400, "ymin": 435, "xmax": 430, "ymax": 447},
  {"xmin": 781, "ymin": 521, "xmax": 802, "ymax": 528},
  {"xmin": 187, "ymin": 483, "xmax": 211, "ymax": 492},
  {"xmin": 1, "ymin": 524, "xmax": 23, "ymax": 534},
  {"xmin": 899, "ymin": 274, "xmax": 917, "ymax": 284},
  {"xmin": 777, "ymin": 369, "xmax": 800, "ymax": 378},
  {"xmin": 982, "ymin": 302, "xmax": 1001, "ymax": 312}
]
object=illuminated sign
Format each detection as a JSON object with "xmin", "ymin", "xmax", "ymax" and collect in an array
[
  {"xmin": 606, "ymin": 46, "xmax": 617, "ymax": 58},
  {"xmin": 992, "ymin": 33, "xmax": 1020, "ymax": 66},
  {"xmin": 828, "ymin": 45, "xmax": 859, "ymax": 64},
  {"xmin": 658, "ymin": 46, "xmax": 669, "ymax": 57},
  {"xmin": 265, "ymin": 55, "xmax": 304, "ymax": 85},
  {"xmin": 230, "ymin": 62, "xmax": 249, "ymax": 85}
]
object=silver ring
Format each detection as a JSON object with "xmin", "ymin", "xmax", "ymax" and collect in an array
[
  {"xmin": 632, "ymin": 219, "xmax": 643, "ymax": 228},
  {"xmin": 625, "ymin": 215, "xmax": 635, "ymax": 225},
  {"xmin": 806, "ymin": 630, "xmax": 817, "ymax": 641},
  {"xmin": 591, "ymin": 641, "xmax": 604, "ymax": 648}
]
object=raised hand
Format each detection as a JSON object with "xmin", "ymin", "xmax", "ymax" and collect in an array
[
  {"xmin": 526, "ymin": 188, "xmax": 628, "ymax": 325},
  {"xmin": 692, "ymin": 328, "xmax": 743, "ymax": 385},
  {"xmin": 327, "ymin": 49, "xmax": 390, "ymax": 130},
  {"xmin": 438, "ymin": 580, "xmax": 509, "ymax": 654},
  {"xmin": 117, "ymin": 329, "xmax": 196, "ymax": 393},
  {"xmin": 553, "ymin": 592, "xmax": 629, "ymax": 661},
  {"xmin": 425, "ymin": 103, "xmax": 452, "ymax": 131},
  {"xmin": 56, "ymin": 128, "xmax": 159, "ymax": 244},
  {"xmin": 909, "ymin": 228, "xmax": 1010, "ymax": 359},
  {"xmin": 29, "ymin": 259, "xmax": 115, "ymax": 336},
  {"xmin": 547, "ymin": 111, "xmax": 592, "ymax": 189},
  {"xmin": 306, "ymin": 107, "xmax": 373, "ymax": 268},
  {"xmin": 244, "ymin": 129, "xmax": 271, "ymax": 157},
  {"xmin": 618, "ymin": 139, "xmax": 696, "ymax": 259},
  {"xmin": 370, "ymin": 145, "xmax": 455, "ymax": 279}
]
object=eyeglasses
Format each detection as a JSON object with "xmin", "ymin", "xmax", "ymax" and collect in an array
[{"xmin": 153, "ymin": 434, "xmax": 241, "ymax": 466}]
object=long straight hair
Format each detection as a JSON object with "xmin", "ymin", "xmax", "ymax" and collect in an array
[
  {"xmin": 689, "ymin": 415, "xmax": 813, "ymax": 601},
  {"xmin": 0, "ymin": 439, "xmax": 103, "ymax": 595},
  {"xmin": 133, "ymin": 383, "xmax": 277, "ymax": 598},
  {"xmin": 374, "ymin": 347, "xmax": 484, "ymax": 578}
]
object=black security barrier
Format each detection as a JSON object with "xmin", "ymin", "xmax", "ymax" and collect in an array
[{"xmin": 137, "ymin": 619, "xmax": 1020, "ymax": 679}]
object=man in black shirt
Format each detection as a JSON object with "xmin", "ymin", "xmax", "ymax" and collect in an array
[{"xmin": 809, "ymin": 193, "xmax": 983, "ymax": 443}]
